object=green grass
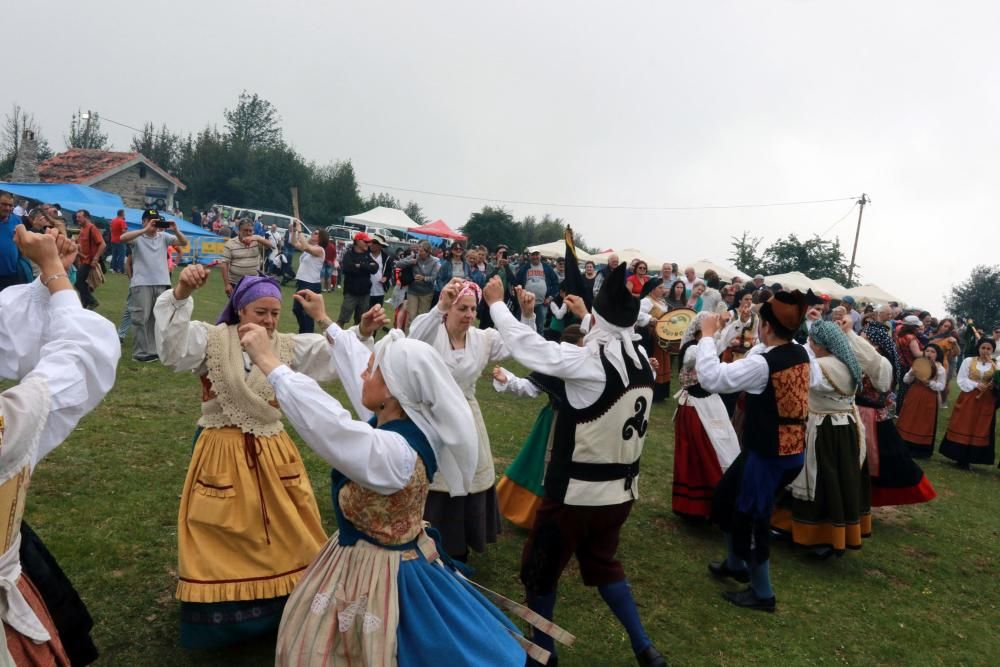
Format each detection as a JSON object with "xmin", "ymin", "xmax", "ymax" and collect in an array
[{"xmin": 22, "ymin": 271, "xmax": 1000, "ymax": 665}]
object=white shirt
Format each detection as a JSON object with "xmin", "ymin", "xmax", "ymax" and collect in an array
[
  {"xmin": 695, "ymin": 336, "xmax": 825, "ymax": 396},
  {"xmin": 490, "ymin": 302, "xmax": 606, "ymax": 409},
  {"xmin": 295, "ymin": 249, "xmax": 324, "ymax": 284},
  {"xmin": 956, "ymin": 357, "xmax": 996, "ymax": 393},
  {"xmin": 369, "ymin": 251, "xmax": 386, "ymax": 296},
  {"xmin": 268, "ymin": 323, "xmax": 416, "ymax": 495}
]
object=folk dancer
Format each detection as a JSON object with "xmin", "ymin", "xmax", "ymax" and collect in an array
[
  {"xmin": 939, "ymin": 338, "xmax": 999, "ymax": 469},
  {"xmin": 697, "ymin": 290, "xmax": 811, "ymax": 612},
  {"xmin": 671, "ymin": 312, "xmax": 740, "ymax": 519},
  {"xmin": 0, "ymin": 229, "xmax": 118, "ymax": 663},
  {"xmin": 483, "ymin": 264, "xmax": 667, "ymax": 666}
]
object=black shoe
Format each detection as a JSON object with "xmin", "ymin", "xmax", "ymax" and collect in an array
[
  {"xmin": 721, "ymin": 587, "xmax": 776, "ymax": 612},
  {"xmin": 133, "ymin": 354, "xmax": 159, "ymax": 363},
  {"xmin": 637, "ymin": 644, "xmax": 668, "ymax": 667},
  {"xmin": 809, "ymin": 546, "xmax": 835, "ymax": 561},
  {"xmin": 708, "ymin": 560, "xmax": 750, "ymax": 584}
]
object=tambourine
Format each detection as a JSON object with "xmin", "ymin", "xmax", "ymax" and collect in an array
[{"xmin": 655, "ymin": 308, "xmax": 697, "ymax": 342}]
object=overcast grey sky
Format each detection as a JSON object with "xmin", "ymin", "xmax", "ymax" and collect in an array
[{"xmin": 14, "ymin": 1, "xmax": 999, "ymax": 313}]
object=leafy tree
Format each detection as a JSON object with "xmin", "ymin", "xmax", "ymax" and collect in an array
[
  {"xmin": 521, "ymin": 214, "xmax": 565, "ymax": 246},
  {"xmin": 729, "ymin": 230, "xmax": 764, "ymax": 277},
  {"xmin": 945, "ymin": 265, "xmax": 1000, "ymax": 333},
  {"xmin": 403, "ymin": 201, "xmax": 428, "ymax": 225},
  {"xmin": 461, "ymin": 206, "xmax": 522, "ymax": 252},
  {"xmin": 301, "ymin": 160, "xmax": 363, "ymax": 226},
  {"xmin": 760, "ymin": 233, "xmax": 855, "ymax": 286},
  {"xmin": 65, "ymin": 109, "xmax": 110, "ymax": 150},
  {"xmin": 362, "ymin": 192, "xmax": 401, "ymax": 210},
  {"xmin": 224, "ymin": 91, "xmax": 282, "ymax": 150},
  {"xmin": 1, "ymin": 103, "xmax": 53, "ymax": 164},
  {"xmin": 131, "ymin": 122, "xmax": 181, "ymax": 172}
]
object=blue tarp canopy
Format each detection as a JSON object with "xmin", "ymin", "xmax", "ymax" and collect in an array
[{"xmin": 0, "ymin": 182, "xmax": 218, "ymax": 239}]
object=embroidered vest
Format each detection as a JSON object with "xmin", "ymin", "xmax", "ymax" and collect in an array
[
  {"xmin": 543, "ymin": 345, "xmax": 654, "ymax": 507},
  {"xmin": 743, "ymin": 344, "xmax": 809, "ymax": 457}
]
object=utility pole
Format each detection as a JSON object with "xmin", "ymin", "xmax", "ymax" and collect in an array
[{"xmin": 847, "ymin": 193, "xmax": 869, "ymax": 286}]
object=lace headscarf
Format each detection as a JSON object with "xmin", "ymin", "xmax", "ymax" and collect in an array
[{"xmin": 810, "ymin": 320, "xmax": 862, "ymax": 387}]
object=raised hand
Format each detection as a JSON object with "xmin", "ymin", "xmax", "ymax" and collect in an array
[
  {"xmin": 293, "ymin": 290, "xmax": 327, "ymax": 322},
  {"xmin": 483, "ymin": 275, "xmax": 504, "ymax": 306},
  {"xmin": 175, "ymin": 264, "xmax": 211, "ymax": 299},
  {"xmin": 238, "ymin": 323, "xmax": 280, "ymax": 374},
  {"xmin": 360, "ymin": 304, "xmax": 388, "ymax": 338},
  {"xmin": 439, "ymin": 278, "xmax": 463, "ymax": 311},
  {"xmin": 516, "ymin": 286, "xmax": 536, "ymax": 316}
]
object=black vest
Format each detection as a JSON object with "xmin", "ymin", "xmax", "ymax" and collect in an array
[{"xmin": 742, "ymin": 343, "xmax": 809, "ymax": 458}]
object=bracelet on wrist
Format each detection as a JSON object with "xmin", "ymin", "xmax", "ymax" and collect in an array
[{"xmin": 41, "ymin": 272, "xmax": 68, "ymax": 286}]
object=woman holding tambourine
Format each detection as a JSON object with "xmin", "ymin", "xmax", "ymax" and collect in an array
[
  {"xmin": 897, "ymin": 344, "xmax": 946, "ymax": 459},
  {"xmin": 938, "ymin": 338, "xmax": 999, "ymax": 469}
]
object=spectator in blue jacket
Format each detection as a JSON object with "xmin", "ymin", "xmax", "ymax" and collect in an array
[
  {"xmin": 435, "ymin": 241, "xmax": 471, "ymax": 292},
  {"xmin": 514, "ymin": 250, "xmax": 559, "ymax": 334}
]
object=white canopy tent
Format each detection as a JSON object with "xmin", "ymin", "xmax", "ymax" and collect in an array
[
  {"xmin": 763, "ymin": 271, "xmax": 821, "ymax": 292},
  {"xmin": 526, "ymin": 240, "xmax": 598, "ymax": 263},
  {"xmin": 689, "ymin": 260, "xmax": 751, "ymax": 283},
  {"xmin": 843, "ymin": 284, "xmax": 904, "ymax": 306},
  {"xmin": 810, "ymin": 277, "xmax": 850, "ymax": 299},
  {"xmin": 591, "ymin": 248, "xmax": 664, "ymax": 269},
  {"xmin": 343, "ymin": 206, "xmax": 419, "ymax": 232}
]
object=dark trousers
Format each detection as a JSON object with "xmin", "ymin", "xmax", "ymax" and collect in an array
[
  {"xmin": 337, "ymin": 292, "xmax": 369, "ymax": 327},
  {"xmin": 520, "ymin": 498, "xmax": 633, "ymax": 595},
  {"xmin": 293, "ymin": 280, "xmax": 322, "ymax": 333},
  {"xmin": 75, "ymin": 264, "xmax": 97, "ymax": 308},
  {"xmin": 110, "ymin": 242, "xmax": 126, "ymax": 273}
]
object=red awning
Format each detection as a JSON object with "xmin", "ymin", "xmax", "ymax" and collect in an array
[{"xmin": 411, "ymin": 219, "xmax": 467, "ymax": 241}]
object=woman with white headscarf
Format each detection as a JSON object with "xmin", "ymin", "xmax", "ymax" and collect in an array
[
  {"xmin": 672, "ymin": 312, "xmax": 741, "ymax": 519},
  {"xmin": 240, "ymin": 295, "xmax": 549, "ymax": 666},
  {"xmin": 408, "ymin": 277, "xmax": 533, "ymax": 560}
]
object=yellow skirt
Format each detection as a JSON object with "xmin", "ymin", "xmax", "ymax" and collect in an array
[{"xmin": 176, "ymin": 427, "xmax": 328, "ymax": 603}]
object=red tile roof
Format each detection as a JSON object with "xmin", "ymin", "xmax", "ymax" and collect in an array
[{"xmin": 38, "ymin": 149, "xmax": 185, "ymax": 189}]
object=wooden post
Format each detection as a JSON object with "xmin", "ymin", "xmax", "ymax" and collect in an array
[
  {"xmin": 847, "ymin": 193, "xmax": 869, "ymax": 286},
  {"xmin": 290, "ymin": 187, "xmax": 301, "ymax": 221}
]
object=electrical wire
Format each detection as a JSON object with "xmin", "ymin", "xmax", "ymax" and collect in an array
[
  {"xmin": 819, "ymin": 201, "xmax": 860, "ymax": 238},
  {"xmin": 358, "ymin": 181, "xmax": 859, "ymax": 212}
]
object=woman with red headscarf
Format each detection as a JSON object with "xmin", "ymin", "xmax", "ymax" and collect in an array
[{"xmin": 408, "ymin": 277, "xmax": 535, "ymax": 561}]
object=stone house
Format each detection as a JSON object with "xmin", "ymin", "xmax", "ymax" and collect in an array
[{"xmin": 37, "ymin": 149, "xmax": 185, "ymax": 210}]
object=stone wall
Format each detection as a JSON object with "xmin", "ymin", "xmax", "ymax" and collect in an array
[{"xmin": 93, "ymin": 164, "xmax": 177, "ymax": 210}]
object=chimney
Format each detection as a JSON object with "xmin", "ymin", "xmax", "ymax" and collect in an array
[{"xmin": 11, "ymin": 129, "xmax": 40, "ymax": 183}]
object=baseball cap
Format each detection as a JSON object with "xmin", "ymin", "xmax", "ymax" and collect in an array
[
  {"xmin": 354, "ymin": 232, "xmax": 372, "ymax": 242},
  {"xmin": 841, "ymin": 295, "xmax": 856, "ymax": 305},
  {"xmin": 141, "ymin": 209, "xmax": 163, "ymax": 220},
  {"xmin": 902, "ymin": 315, "xmax": 922, "ymax": 326}
]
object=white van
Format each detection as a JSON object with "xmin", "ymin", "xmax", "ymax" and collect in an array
[{"xmin": 213, "ymin": 204, "xmax": 311, "ymax": 243}]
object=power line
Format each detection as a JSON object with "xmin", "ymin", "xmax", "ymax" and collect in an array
[
  {"xmin": 358, "ymin": 181, "xmax": 859, "ymax": 212},
  {"xmin": 819, "ymin": 201, "xmax": 860, "ymax": 237}
]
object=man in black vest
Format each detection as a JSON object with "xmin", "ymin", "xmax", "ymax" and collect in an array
[
  {"xmin": 484, "ymin": 263, "xmax": 666, "ymax": 667},
  {"xmin": 694, "ymin": 290, "xmax": 812, "ymax": 612}
]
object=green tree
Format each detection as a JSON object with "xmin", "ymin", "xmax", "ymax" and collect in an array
[
  {"xmin": 945, "ymin": 265, "xmax": 1000, "ymax": 335},
  {"xmin": 729, "ymin": 230, "xmax": 764, "ymax": 277},
  {"xmin": 461, "ymin": 206, "xmax": 522, "ymax": 252},
  {"xmin": 224, "ymin": 91, "xmax": 282, "ymax": 150},
  {"xmin": 65, "ymin": 110, "xmax": 110, "ymax": 150},
  {"xmin": 131, "ymin": 122, "xmax": 181, "ymax": 172},
  {"xmin": 362, "ymin": 192, "xmax": 401, "ymax": 210},
  {"xmin": 761, "ymin": 233, "xmax": 855, "ymax": 286},
  {"xmin": 403, "ymin": 201, "xmax": 428, "ymax": 225},
  {"xmin": 300, "ymin": 160, "xmax": 363, "ymax": 226}
]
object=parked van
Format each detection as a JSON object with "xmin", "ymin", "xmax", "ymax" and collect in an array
[{"xmin": 213, "ymin": 205, "xmax": 310, "ymax": 242}]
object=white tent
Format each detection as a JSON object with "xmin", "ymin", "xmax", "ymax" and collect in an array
[
  {"xmin": 843, "ymin": 284, "xmax": 903, "ymax": 306},
  {"xmin": 343, "ymin": 206, "xmax": 419, "ymax": 232},
  {"xmin": 526, "ymin": 240, "xmax": 598, "ymax": 263},
  {"xmin": 689, "ymin": 260, "xmax": 750, "ymax": 283},
  {"xmin": 810, "ymin": 277, "xmax": 850, "ymax": 299},
  {"xmin": 763, "ymin": 271, "xmax": 821, "ymax": 292},
  {"xmin": 591, "ymin": 248, "xmax": 664, "ymax": 269}
]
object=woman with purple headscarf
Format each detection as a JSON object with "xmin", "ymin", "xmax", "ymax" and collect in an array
[{"xmin": 152, "ymin": 265, "xmax": 379, "ymax": 649}]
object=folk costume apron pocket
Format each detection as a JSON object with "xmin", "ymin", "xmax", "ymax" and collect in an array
[
  {"xmin": 276, "ymin": 462, "xmax": 303, "ymax": 487},
  {"xmin": 190, "ymin": 473, "xmax": 238, "ymax": 530}
]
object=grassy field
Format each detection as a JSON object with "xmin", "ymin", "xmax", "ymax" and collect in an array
[{"xmin": 22, "ymin": 270, "xmax": 1000, "ymax": 666}]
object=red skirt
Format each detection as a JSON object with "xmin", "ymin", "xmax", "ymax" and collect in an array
[
  {"xmin": 672, "ymin": 404, "xmax": 725, "ymax": 519},
  {"xmin": 940, "ymin": 390, "xmax": 997, "ymax": 466},
  {"xmin": 896, "ymin": 382, "xmax": 939, "ymax": 457},
  {"xmin": 4, "ymin": 574, "xmax": 70, "ymax": 667}
]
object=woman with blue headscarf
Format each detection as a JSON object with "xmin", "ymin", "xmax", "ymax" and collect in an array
[
  {"xmin": 153, "ymin": 266, "xmax": 371, "ymax": 649},
  {"xmin": 772, "ymin": 319, "xmax": 871, "ymax": 558}
]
